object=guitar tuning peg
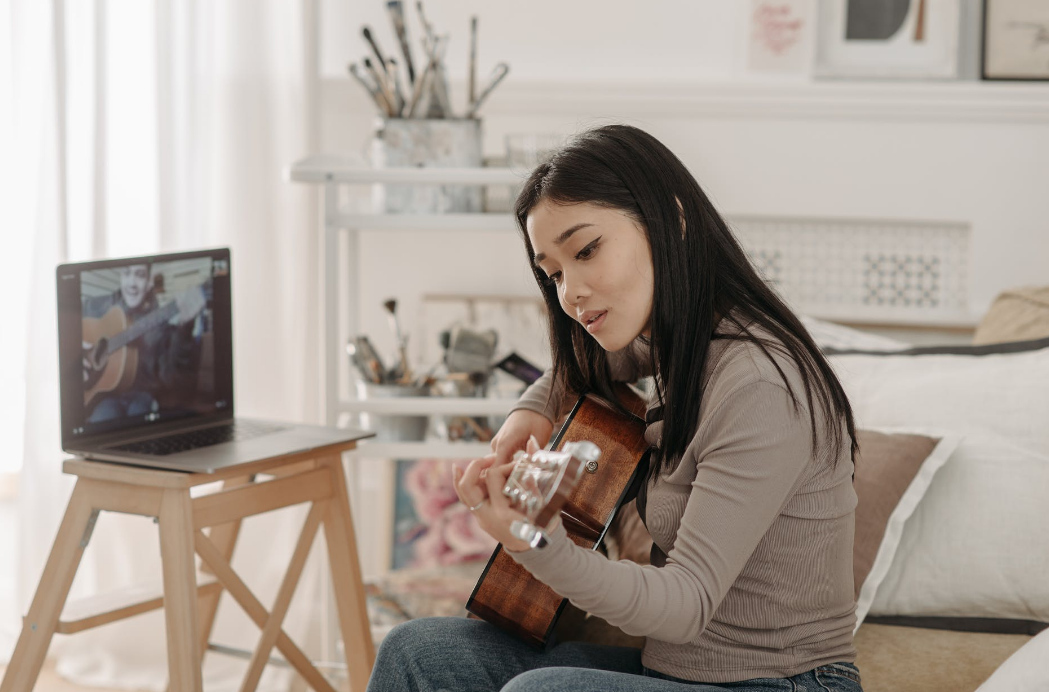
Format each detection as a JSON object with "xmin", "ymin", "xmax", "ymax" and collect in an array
[{"xmin": 564, "ymin": 441, "xmax": 601, "ymax": 463}]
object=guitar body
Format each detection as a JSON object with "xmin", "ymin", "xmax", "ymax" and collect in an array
[
  {"xmin": 82, "ymin": 306, "xmax": 139, "ymax": 408},
  {"xmin": 466, "ymin": 386, "xmax": 650, "ymax": 647}
]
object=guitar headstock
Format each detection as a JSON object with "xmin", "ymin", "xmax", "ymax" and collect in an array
[{"xmin": 502, "ymin": 441, "xmax": 601, "ymax": 530}]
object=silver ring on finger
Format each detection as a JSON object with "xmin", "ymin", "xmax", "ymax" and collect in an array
[{"xmin": 467, "ymin": 498, "xmax": 487, "ymax": 512}]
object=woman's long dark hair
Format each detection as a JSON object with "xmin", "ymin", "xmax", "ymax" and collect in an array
[{"xmin": 515, "ymin": 125, "xmax": 857, "ymax": 473}]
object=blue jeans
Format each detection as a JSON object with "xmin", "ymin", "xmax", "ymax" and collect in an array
[{"xmin": 366, "ymin": 617, "xmax": 864, "ymax": 692}]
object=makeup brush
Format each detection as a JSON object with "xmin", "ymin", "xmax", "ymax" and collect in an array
[{"xmin": 384, "ymin": 298, "xmax": 412, "ymax": 382}]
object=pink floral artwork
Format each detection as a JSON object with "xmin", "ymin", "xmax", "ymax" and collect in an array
[
  {"xmin": 398, "ymin": 458, "xmax": 497, "ymax": 569},
  {"xmin": 404, "ymin": 458, "xmax": 461, "ymax": 523},
  {"xmin": 753, "ymin": 1, "xmax": 805, "ymax": 56}
]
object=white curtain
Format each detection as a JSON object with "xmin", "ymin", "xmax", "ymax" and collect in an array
[{"xmin": 2, "ymin": 0, "xmax": 327, "ymax": 689}]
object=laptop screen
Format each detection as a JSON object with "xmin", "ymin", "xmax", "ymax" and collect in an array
[{"xmin": 56, "ymin": 248, "xmax": 234, "ymax": 445}]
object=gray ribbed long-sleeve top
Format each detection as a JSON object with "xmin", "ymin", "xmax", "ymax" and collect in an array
[{"xmin": 508, "ymin": 321, "xmax": 858, "ymax": 683}]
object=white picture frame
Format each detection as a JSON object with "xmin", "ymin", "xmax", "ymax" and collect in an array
[
  {"xmin": 982, "ymin": 0, "xmax": 1049, "ymax": 80},
  {"xmin": 815, "ymin": 0, "xmax": 961, "ymax": 79},
  {"xmin": 742, "ymin": 0, "xmax": 818, "ymax": 79}
]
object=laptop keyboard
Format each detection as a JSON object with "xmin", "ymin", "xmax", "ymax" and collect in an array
[{"xmin": 108, "ymin": 421, "xmax": 288, "ymax": 456}]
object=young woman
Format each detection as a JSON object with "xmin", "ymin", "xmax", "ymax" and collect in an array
[{"xmin": 366, "ymin": 125, "xmax": 864, "ymax": 692}]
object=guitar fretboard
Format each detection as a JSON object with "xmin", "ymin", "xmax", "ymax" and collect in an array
[{"xmin": 105, "ymin": 300, "xmax": 180, "ymax": 354}]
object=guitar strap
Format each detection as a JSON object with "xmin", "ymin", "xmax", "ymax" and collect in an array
[
  {"xmin": 633, "ymin": 404, "xmax": 663, "ymax": 528},
  {"xmin": 633, "ymin": 403, "xmax": 669, "ymax": 566}
]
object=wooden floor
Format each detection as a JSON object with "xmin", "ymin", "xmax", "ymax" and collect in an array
[{"xmin": 0, "ymin": 659, "xmax": 127, "ymax": 692}]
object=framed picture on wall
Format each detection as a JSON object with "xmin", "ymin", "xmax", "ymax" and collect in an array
[
  {"xmin": 815, "ymin": 0, "xmax": 961, "ymax": 79},
  {"xmin": 743, "ymin": 0, "xmax": 817, "ymax": 78},
  {"xmin": 982, "ymin": 0, "xmax": 1049, "ymax": 80}
]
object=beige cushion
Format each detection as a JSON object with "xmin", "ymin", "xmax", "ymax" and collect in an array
[
  {"xmin": 555, "ymin": 617, "xmax": 1033, "ymax": 690},
  {"xmin": 973, "ymin": 285, "xmax": 1049, "ymax": 345},
  {"xmin": 851, "ymin": 430, "xmax": 941, "ymax": 599},
  {"xmin": 854, "ymin": 623, "xmax": 1030, "ymax": 692}
]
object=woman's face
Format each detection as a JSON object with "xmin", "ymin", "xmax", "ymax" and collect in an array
[{"xmin": 527, "ymin": 200, "xmax": 654, "ymax": 352}]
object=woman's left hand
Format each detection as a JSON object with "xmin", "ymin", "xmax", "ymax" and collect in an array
[{"xmin": 453, "ymin": 436, "xmax": 543, "ymax": 552}]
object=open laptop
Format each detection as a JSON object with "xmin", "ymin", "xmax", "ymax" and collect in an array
[{"xmin": 57, "ymin": 247, "xmax": 373, "ymax": 473}]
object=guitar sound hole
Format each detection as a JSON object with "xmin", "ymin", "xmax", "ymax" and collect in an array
[{"xmin": 91, "ymin": 339, "xmax": 109, "ymax": 368}]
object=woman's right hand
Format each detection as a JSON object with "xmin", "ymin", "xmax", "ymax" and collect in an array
[{"xmin": 490, "ymin": 409, "xmax": 554, "ymax": 466}]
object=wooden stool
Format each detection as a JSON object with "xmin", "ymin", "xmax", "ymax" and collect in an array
[{"xmin": 1, "ymin": 443, "xmax": 375, "ymax": 692}]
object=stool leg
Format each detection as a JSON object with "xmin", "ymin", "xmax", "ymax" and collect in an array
[
  {"xmin": 196, "ymin": 475, "xmax": 250, "ymax": 658},
  {"xmin": 158, "ymin": 488, "xmax": 203, "ymax": 692},
  {"xmin": 319, "ymin": 455, "xmax": 374, "ymax": 692},
  {"xmin": 0, "ymin": 481, "xmax": 95, "ymax": 692}
]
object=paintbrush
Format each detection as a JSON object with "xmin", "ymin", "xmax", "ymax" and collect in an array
[
  {"xmin": 383, "ymin": 298, "xmax": 412, "ymax": 382},
  {"xmin": 364, "ymin": 57, "xmax": 398, "ymax": 117},
  {"xmin": 346, "ymin": 338, "xmax": 385, "ymax": 384},
  {"xmin": 362, "ymin": 26, "xmax": 388, "ymax": 74},
  {"xmin": 348, "ymin": 62, "xmax": 393, "ymax": 116},
  {"xmin": 430, "ymin": 35, "xmax": 452, "ymax": 118},
  {"xmin": 385, "ymin": 0, "xmax": 416, "ymax": 86},
  {"xmin": 406, "ymin": 35, "xmax": 440, "ymax": 117},
  {"xmin": 413, "ymin": 0, "xmax": 448, "ymax": 117},
  {"xmin": 465, "ymin": 62, "xmax": 509, "ymax": 118},
  {"xmin": 357, "ymin": 336, "xmax": 389, "ymax": 384},
  {"xmin": 416, "ymin": 0, "xmax": 437, "ymax": 47},
  {"xmin": 405, "ymin": 63, "xmax": 431, "ymax": 118},
  {"xmin": 387, "ymin": 57, "xmax": 407, "ymax": 116},
  {"xmin": 468, "ymin": 16, "xmax": 478, "ymax": 108}
]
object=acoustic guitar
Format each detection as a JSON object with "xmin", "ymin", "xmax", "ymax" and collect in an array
[
  {"xmin": 466, "ymin": 386, "xmax": 650, "ymax": 647},
  {"xmin": 81, "ymin": 300, "xmax": 180, "ymax": 408}
]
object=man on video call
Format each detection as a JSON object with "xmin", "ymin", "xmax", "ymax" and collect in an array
[{"xmin": 81, "ymin": 263, "xmax": 206, "ymax": 423}]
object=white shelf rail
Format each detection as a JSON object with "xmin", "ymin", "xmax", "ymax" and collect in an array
[
  {"xmin": 334, "ymin": 212, "xmax": 516, "ymax": 231},
  {"xmin": 338, "ymin": 397, "xmax": 516, "ymax": 415},
  {"xmin": 286, "ymin": 158, "xmax": 522, "ymax": 453},
  {"xmin": 287, "ymin": 158, "xmax": 524, "ymax": 185},
  {"xmin": 347, "ymin": 441, "xmax": 493, "ymax": 459}
]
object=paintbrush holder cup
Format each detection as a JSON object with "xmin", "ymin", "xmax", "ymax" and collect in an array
[
  {"xmin": 356, "ymin": 381, "xmax": 431, "ymax": 442},
  {"xmin": 504, "ymin": 132, "xmax": 563, "ymax": 206},
  {"xmin": 371, "ymin": 118, "xmax": 484, "ymax": 213}
]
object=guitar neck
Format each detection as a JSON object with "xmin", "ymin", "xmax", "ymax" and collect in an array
[
  {"xmin": 467, "ymin": 392, "xmax": 651, "ymax": 648},
  {"xmin": 106, "ymin": 300, "xmax": 179, "ymax": 353},
  {"xmin": 560, "ymin": 509, "xmax": 603, "ymax": 543}
]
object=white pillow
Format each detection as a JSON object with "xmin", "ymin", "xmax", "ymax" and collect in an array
[
  {"xmin": 829, "ymin": 345, "xmax": 1049, "ymax": 457},
  {"xmin": 852, "ymin": 428, "xmax": 960, "ymax": 633},
  {"xmin": 975, "ymin": 627, "xmax": 1049, "ymax": 691},
  {"xmin": 829, "ymin": 344, "xmax": 1049, "ymax": 624},
  {"xmin": 869, "ymin": 433, "xmax": 1049, "ymax": 623},
  {"xmin": 800, "ymin": 315, "xmax": 910, "ymax": 352}
]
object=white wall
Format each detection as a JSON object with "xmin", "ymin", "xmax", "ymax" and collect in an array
[
  {"xmin": 316, "ymin": 0, "xmax": 1049, "ymax": 365},
  {"xmin": 321, "ymin": 0, "xmax": 741, "ymax": 83}
]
